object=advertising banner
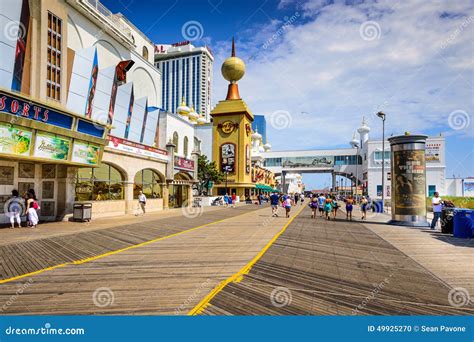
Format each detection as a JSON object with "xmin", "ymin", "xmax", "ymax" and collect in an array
[
  {"xmin": 282, "ymin": 156, "xmax": 333, "ymax": 168},
  {"xmin": 0, "ymin": 123, "xmax": 32, "ymax": 156},
  {"xmin": 391, "ymin": 149, "xmax": 426, "ymax": 216},
  {"xmin": 174, "ymin": 156, "xmax": 195, "ymax": 171},
  {"xmin": 221, "ymin": 143, "xmax": 235, "ymax": 172},
  {"xmin": 107, "ymin": 136, "xmax": 168, "ymax": 161},
  {"xmin": 33, "ymin": 132, "xmax": 70, "ymax": 161},
  {"xmin": 425, "ymin": 142, "xmax": 441, "ymax": 162},
  {"xmin": 72, "ymin": 141, "xmax": 100, "ymax": 165}
]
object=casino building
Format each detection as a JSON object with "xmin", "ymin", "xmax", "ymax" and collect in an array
[{"xmin": 0, "ymin": 0, "xmax": 199, "ymax": 222}]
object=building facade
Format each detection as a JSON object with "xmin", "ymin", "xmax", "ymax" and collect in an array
[
  {"xmin": 0, "ymin": 0, "xmax": 200, "ymax": 223},
  {"xmin": 155, "ymin": 42, "xmax": 213, "ymax": 122}
]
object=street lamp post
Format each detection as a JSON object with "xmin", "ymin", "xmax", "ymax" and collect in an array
[
  {"xmin": 224, "ymin": 166, "xmax": 231, "ymax": 195},
  {"xmin": 376, "ymin": 111, "xmax": 387, "ymax": 212},
  {"xmin": 354, "ymin": 142, "xmax": 359, "ymax": 197}
]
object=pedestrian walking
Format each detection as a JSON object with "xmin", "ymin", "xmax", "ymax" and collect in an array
[
  {"xmin": 283, "ymin": 196, "xmax": 293, "ymax": 218},
  {"xmin": 360, "ymin": 196, "xmax": 368, "ymax": 220},
  {"xmin": 270, "ymin": 192, "xmax": 280, "ymax": 217},
  {"xmin": 310, "ymin": 195, "xmax": 318, "ymax": 219},
  {"xmin": 294, "ymin": 193, "xmax": 299, "ymax": 206},
  {"xmin": 331, "ymin": 196, "xmax": 339, "ymax": 220},
  {"xmin": 300, "ymin": 194, "xmax": 304, "ymax": 205},
  {"xmin": 8, "ymin": 190, "xmax": 23, "ymax": 228},
  {"xmin": 224, "ymin": 193, "xmax": 229, "ymax": 208},
  {"xmin": 324, "ymin": 197, "xmax": 333, "ymax": 220},
  {"xmin": 137, "ymin": 191, "xmax": 147, "ymax": 215},
  {"xmin": 345, "ymin": 195, "xmax": 354, "ymax": 221},
  {"xmin": 430, "ymin": 192, "xmax": 443, "ymax": 230},
  {"xmin": 27, "ymin": 201, "xmax": 39, "ymax": 228},
  {"xmin": 231, "ymin": 193, "xmax": 236, "ymax": 208},
  {"xmin": 317, "ymin": 193, "xmax": 326, "ymax": 218}
]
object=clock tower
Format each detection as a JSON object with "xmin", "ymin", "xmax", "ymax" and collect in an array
[{"xmin": 211, "ymin": 38, "xmax": 254, "ymax": 198}]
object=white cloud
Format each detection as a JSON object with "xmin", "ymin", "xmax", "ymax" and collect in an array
[{"xmin": 211, "ymin": 0, "xmax": 474, "ymax": 151}]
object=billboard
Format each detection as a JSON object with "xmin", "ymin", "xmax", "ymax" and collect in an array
[
  {"xmin": 0, "ymin": 123, "xmax": 32, "ymax": 156},
  {"xmin": 391, "ymin": 150, "xmax": 426, "ymax": 216},
  {"xmin": 33, "ymin": 132, "xmax": 70, "ymax": 161}
]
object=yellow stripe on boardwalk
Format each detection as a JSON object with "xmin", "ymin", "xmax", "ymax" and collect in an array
[
  {"xmin": 0, "ymin": 209, "xmax": 256, "ymax": 285},
  {"xmin": 188, "ymin": 203, "xmax": 306, "ymax": 315}
]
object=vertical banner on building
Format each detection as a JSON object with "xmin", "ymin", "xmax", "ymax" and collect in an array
[
  {"xmin": 221, "ymin": 143, "xmax": 235, "ymax": 172},
  {"xmin": 108, "ymin": 72, "xmax": 119, "ymax": 125},
  {"xmin": 140, "ymin": 100, "xmax": 149, "ymax": 143},
  {"xmin": 245, "ymin": 144, "xmax": 250, "ymax": 174},
  {"xmin": 391, "ymin": 149, "xmax": 426, "ymax": 216},
  {"xmin": 11, "ymin": 0, "xmax": 30, "ymax": 91},
  {"xmin": 85, "ymin": 49, "xmax": 98, "ymax": 118},
  {"xmin": 124, "ymin": 87, "xmax": 134, "ymax": 139}
]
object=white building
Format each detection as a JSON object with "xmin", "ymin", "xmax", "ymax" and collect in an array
[{"xmin": 154, "ymin": 42, "xmax": 214, "ymax": 121}]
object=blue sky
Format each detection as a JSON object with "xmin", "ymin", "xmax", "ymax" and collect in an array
[{"xmin": 102, "ymin": 0, "xmax": 473, "ymax": 188}]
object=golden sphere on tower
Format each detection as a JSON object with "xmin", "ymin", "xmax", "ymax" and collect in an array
[{"xmin": 221, "ymin": 56, "xmax": 245, "ymax": 83}]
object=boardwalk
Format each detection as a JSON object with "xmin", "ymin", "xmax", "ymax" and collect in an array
[
  {"xmin": 195, "ymin": 206, "xmax": 474, "ymax": 315},
  {"xmin": 0, "ymin": 204, "xmax": 302, "ymax": 315},
  {"xmin": 0, "ymin": 203, "xmax": 472, "ymax": 316}
]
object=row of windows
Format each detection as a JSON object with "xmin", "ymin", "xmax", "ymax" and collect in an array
[
  {"xmin": 47, "ymin": 12, "xmax": 62, "ymax": 101},
  {"xmin": 334, "ymin": 155, "xmax": 362, "ymax": 165},
  {"xmin": 75, "ymin": 164, "xmax": 163, "ymax": 201},
  {"xmin": 374, "ymin": 151, "xmax": 391, "ymax": 160}
]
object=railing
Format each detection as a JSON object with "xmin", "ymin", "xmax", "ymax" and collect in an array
[{"xmin": 81, "ymin": 0, "xmax": 133, "ymax": 42}]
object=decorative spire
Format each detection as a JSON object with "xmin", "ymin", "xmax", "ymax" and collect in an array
[
  {"xmin": 231, "ymin": 36, "xmax": 236, "ymax": 57},
  {"xmin": 221, "ymin": 38, "xmax": 246, "ymax": 100}
]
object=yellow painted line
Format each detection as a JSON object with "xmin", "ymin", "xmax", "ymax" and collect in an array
[
  {"xmin": 188, "ymin": 203, "xmax": 307, "ymax": 315},
  {"xmin": 0, "ymin": 208, "xmax": 258, "ymax": 285}
]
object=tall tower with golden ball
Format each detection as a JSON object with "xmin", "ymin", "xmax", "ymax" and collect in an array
[{"xmin": 221, "ymin": 37, "xmax": 245, "ymax": 100}]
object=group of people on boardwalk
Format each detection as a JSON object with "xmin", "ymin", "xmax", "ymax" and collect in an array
[
  {"xmin": 223, "ymin": 193, "xmax": 237, "ymax": 208},
  {"xmin": 308, "ymin": 193, "xmax": 370, "ymax": 221},
  {"xmin": 269, "ymin": 192, "xmax": 304, "ymax": 218},
  {"xmin": 7, "ymin": 189, "xmax": 40, "ymax": 228}
]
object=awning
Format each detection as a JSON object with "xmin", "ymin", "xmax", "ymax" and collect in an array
[{"xmin": 256, "ymin": 184, "xmax": 274, "ymax": 192}]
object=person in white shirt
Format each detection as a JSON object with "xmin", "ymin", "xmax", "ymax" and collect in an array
[
  {"xmin": 430, "ymin": 192, "xmax": 443, "ymax": 230},
  {"xmin": 27, "ymin": 202, "xmax": 39, "ymax": 228},
  {"xmin": 138, "ymin": 191, "xmax": 147, "ymax": 215}
]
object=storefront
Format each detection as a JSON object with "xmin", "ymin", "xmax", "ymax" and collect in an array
[
  {"xmin": 169, "ymin": 157, "xmax": 196, "ymax": 208},
  {"xmin": 0, "ymin": 89, "xmax": 109, "ymax": 223}
]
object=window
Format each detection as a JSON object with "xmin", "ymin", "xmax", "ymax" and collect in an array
[
  {"xmin": 134, "ymin": 169, "xmax": 163, "ymax": 199},
  {"xmin": 75, "ymin": 164, "xmax": 124, "ymax": 201},
  {"xmin": 194, "ymin": 137, "xmax": 201, "ymax": 153},
  {"xmin": 173, "ymin": 131, "xmax": 179, "ymax": 154},
  {"xmin": 47, "ymin": 12, "xmax": 62, "ymax": 101},
  {"xmin": 428, "ymin": 185, "xmax": 436, "ymax": 197},
  {"xmin": 183, "ymin": 136, "xmax": 189, "ymax": 157},
  {"xmin": 142, "ymin": 46, "xmax": 149, "ymax": 60},
  {"xmin": 374, "ymin": 151, "xmax": 391, "ymax": 160},
  {"xmin": 376, "ymin": 185, "xmax": 382, "ymax": 197}
]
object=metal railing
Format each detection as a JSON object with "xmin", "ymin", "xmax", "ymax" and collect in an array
[{"xmin": 81, "ymin": 0, "xmax": 133, "ymax": 42}]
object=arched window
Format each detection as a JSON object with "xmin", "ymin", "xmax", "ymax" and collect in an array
[
  {"xmin": 183, "ymin": 136, "xmax": 189, "ymax": 157},
  {"xmin": 134, "ymin": 169, "xmax": 163, "ymax": 199},
  {"xmin": 142, "ymin": 46, "xmax": 149, "ymax": 60},
  {"xmin": 194, "ymin": 137, "xmax": 201, "ymax": 153},
  {"xmin": 173, "ymin": 131, "xmax": 179, "ymax": 154},
  {"xmin": 75, "ymin": 163, "xmax": 124, "ymax": 201}
]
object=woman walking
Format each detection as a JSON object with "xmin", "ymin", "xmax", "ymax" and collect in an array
[
  {"xmin": 310, "ymin": 195, "xmax": 318, "ymax": 219},
  {"xmin": 331, "ymin": 196, "xmax": 339, "ymax": 220},
  {"xmin": 345, "ymin": 195, "xmax": 354, "ymax": 221},
  {"xmin": 283, "ymin": 196, "xmax": 293, "ymax": 218},
  {"xmin": 27, "ymin": 201, "xmax": 39, "ymax": 228},
  {"xmin": 324, "ymin": 197, "xmax": 333, "ymax": 220},
  {"xmin": 360, "ymin": 196, "xmax": 368, "ymax": 220},
  {"xmin": 8, "ymin": 190, "xmax": 23, "ymax": 228}
]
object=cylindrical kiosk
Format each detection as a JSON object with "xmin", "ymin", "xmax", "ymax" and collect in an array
[{"xmin": 388, "ymin": 134, "xmax": 429, "ymax": 227}]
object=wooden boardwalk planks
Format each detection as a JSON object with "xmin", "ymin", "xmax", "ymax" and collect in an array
[{"xmin": 198, "ymin": 206, "xmax": 473, "ymax": 315}]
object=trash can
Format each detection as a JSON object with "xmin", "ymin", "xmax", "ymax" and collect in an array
[
  {"xmin": 73, "ymin": 202, "xmax": 92, "ymax": 222},
  {"xmin": 372, "ymin": 200, "xmax": 384, "ymax": 213},
  {"xmin": 440, "ymin": 208, "xmax": 455, "ymax": 234},
  {"xmin": 453, "ymin": 209, "xmax": 473, "ymax": 238}
]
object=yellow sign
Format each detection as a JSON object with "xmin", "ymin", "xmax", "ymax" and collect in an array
[{"xmin": 220, "ymin": 120, "xmax": 237, "ymax": 134}]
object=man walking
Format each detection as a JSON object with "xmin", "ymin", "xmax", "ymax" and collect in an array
[
  {"xmin": 430, "ymin": 192, "xmax": 443, "ymax": 230},
  {"xmin": 137, "ymin": 190, "xmax": 147, "ymax": 215},
  {"xmin": 270, "ymin": 192, "xmax": 280, "ymax": 217},
  {"xmin": 317, "ymin": 193, "xmax": 326, "ymax": 218}
]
